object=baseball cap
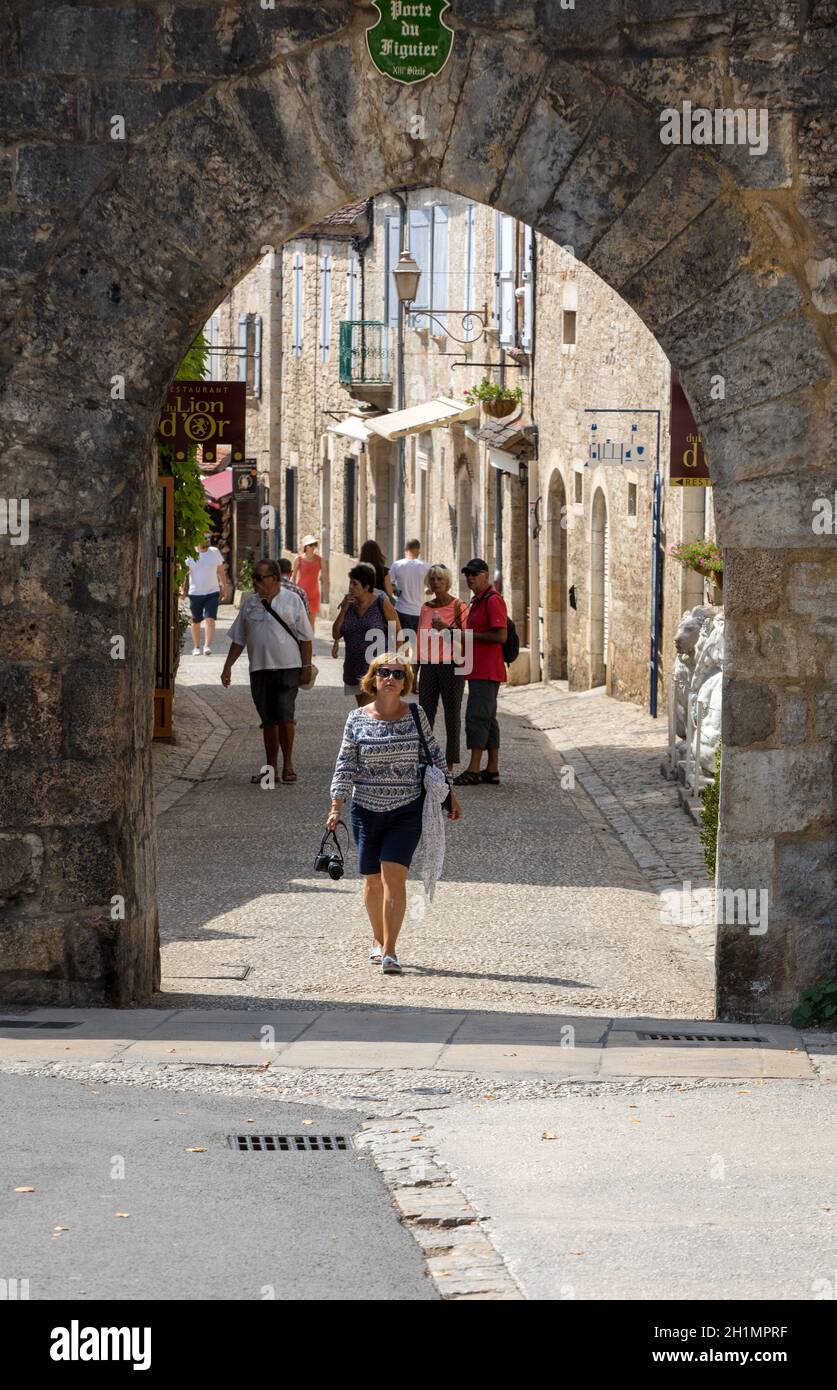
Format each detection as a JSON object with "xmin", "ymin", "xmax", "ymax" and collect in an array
[{"xmin": 461, "ymin": 558, "xmax": 489, "ymax": 576}]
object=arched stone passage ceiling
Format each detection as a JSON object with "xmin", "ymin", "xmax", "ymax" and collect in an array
[{"xmin": 2, "ymin": 0, "xmax": 834, "ymax": 545}]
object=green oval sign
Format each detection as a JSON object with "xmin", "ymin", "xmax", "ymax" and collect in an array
[{"xmin": 366, "ymin": 1, "xmax": 454, "ymax": 85}]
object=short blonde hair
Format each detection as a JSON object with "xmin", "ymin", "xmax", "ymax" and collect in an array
[
  {"xmin": 360, "ymin": 651, "xmax": 414, "ymax": 697},
  {"xmin": 426, "ymin": 563, "xmax": 452, "ymax": 593}
]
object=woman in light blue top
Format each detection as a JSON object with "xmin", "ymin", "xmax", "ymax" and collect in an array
[{"xmin": 327, "ymin": 652, "xmax": 461, "ymax": 974}]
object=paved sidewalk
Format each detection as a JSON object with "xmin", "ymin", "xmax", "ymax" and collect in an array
[{"xmin": 150, "ymin": 611, "xmax": 713, "ymax": 1021}]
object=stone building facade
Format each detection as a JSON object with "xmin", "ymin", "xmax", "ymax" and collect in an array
[{"xmin": 2, "ymin": 0, "xmax": 833, "ymax": 1020}]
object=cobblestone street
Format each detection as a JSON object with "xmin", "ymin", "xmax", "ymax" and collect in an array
[{"xmin": 152, "ymin": 611, "xmax": 714, "ymax": 1020}]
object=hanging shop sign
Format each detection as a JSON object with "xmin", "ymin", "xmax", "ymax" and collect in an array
[
  {"xmin": 157, "ymin": 381, "xmax": 246, "ymax": 464},
  {"xmin": 232, "ymin": 461, "xmax": 258, "ymax": 496},
  {"xmin": 670, "ymin": 376, "xmax": 711, "ymax": 486},
  {"xmin": 366, "ymin": 1, "xmax": 454, "ymax": 85}
]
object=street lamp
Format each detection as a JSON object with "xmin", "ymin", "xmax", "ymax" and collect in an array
[{"xmin": 392, "ymin": 250, "xmax": 421, "ymax": 305}]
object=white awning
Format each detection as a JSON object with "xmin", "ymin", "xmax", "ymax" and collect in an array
[
  {"xmin": 326, "ymin": 416, "xmax": 373, "ymax": 443},
  {"xmin": 366, "ymin": 396, "xmax": 478, "ymax": 442}
]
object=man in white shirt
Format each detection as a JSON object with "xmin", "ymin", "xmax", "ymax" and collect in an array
[
  {"xmin": 221, "ymin": 559, "xmax": 314, "ymax": 785},
  {"xmin": 389, "ymin": 539, "xmax": 431, "ymax": 658},
  {"xmin": 181, "ymin": 533, "xmax": 227, "ymax": 655}
]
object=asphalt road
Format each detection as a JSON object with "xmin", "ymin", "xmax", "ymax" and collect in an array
[{"xmin": 0, "ymin": 1074, "xmax": 437, "ymax": 1301}]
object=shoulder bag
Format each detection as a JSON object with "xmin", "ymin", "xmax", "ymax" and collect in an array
[{"xmin": 261, "ymin": 598, "xmax": 319, "ymax": 688}]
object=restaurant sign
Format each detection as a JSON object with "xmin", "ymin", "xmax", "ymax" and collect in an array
[
  {"xmin": 670, "ymin": 376, "xmax": 711, "ymax": 487},
  {"xmin": 158, "ymin": 381, "xmax": 246, "ymax": 464},
  {"xmin": 366, "ymin": 1, "xmax": 454, "ymax": 85}
]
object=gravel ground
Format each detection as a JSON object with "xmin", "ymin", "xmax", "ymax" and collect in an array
[{"xmin": 154, "ymin": 616, "xmax": 713, "ymax": 1021}]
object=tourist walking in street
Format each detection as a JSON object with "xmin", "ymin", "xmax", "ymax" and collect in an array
[
  {"xmin": 221, "ymin": 559, "xmax": 313, "ymax": 785},
  {"xmin": 326, "ymin": 652, "xmax": 461, "ymax": 973},
  {"xmin": 417, "ymin": 565, "xmax": 468, "ymax": 771},
  {"xmin": 291, "ymin": 535, "xmax": 322, "ymax": 618},
  {"xmin": 332, "ymin": 564, "xmax": 398, "ymax": 705},
  {"xmin": 279, "ymin": 556, "xmax": 309, "ymax": 611},
  {"xmin": 389, "ymin": 538, "xmax": 431, "ymax": 656},
  {"xmin": 181, "ymin": 532, "xmax": 227, "ymax": 655},
  {"xmin": 359, "ymin": 539, "xmax": 395, "ymax": 603},
  {"xmin": 454, "ymin": 558, "xmax": 508, "ymax": 786}
]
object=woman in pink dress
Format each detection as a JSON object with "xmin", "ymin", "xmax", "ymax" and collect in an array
[
  {"xmin": 417, "ymin": 565, "xmax": 468, "ymax": 771},
  {"xmin": 292, "ymin": 535, "xmax": 322, "ymax": 618}
]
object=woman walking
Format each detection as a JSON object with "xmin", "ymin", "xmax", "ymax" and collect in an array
[
  {"xmin": 417, "ymin": 565, "xmax": 468, "ymax": 771},
  {"xmin": 292, "ymin": 535, "xmax": 322, "ymax": 618},
  {"xmin": 359, "ymin": 540, "xmax": 395, "ymax": 603},
  {"xmin": 326, "ymin": 653, "xmax": 461, "ymax": 974},
  {"xmin": 332, "ymin": 564, "xmax": 399, "ymax": 705}
]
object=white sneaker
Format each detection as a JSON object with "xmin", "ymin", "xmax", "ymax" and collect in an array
[
  {"xmin": 191, "ymin": 646, "xmax": 201, "ymax": 656},
  {"xmin": 203, "ymin": 645, "xmax": 212, "ymax": 655},
  {"xmin": 382, "ymin": 955, "xmax": 402, "ymax": 975}
]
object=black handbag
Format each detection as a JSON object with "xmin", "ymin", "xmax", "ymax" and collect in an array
[{"xmin": 409, "ymin": 704, "xmax": 453, "ymax": 813}]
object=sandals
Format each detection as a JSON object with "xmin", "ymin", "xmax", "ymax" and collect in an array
[
  {"xmin": 480, "ymin": 770, "xmax": 500, "ymax": 784},
  {"xmin": 282, "ymin": 770, "xmax": 298, "ymax": 783},
  {"xmin": 453, "ymin": 771, "xmax": 482, "ymax": 785}
]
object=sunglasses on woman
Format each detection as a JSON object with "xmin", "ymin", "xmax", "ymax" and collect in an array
[{"xmin": 376, "ymin": 668, "xmax": 406, "ymax": 681}]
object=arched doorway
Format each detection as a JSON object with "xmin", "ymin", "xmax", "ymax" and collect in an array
[
  {"xmin": 590, "ymin": 490, "xmax": 609, "ymax": 690},
  {"xmin": 545, "ymin": 469, "xmax": 567, "ymax": 680},
  {"xmin": 2, "ymin": 9, "xmax": 833, "ymax": 1020}
]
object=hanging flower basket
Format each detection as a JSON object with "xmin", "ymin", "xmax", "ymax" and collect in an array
[
  {"xmin": 482, "ymin": 397, "xmax": 518, "ymax": 419},
  {"xmin": 668, "ymin": 540, "xmax": 723, "ymax": 603}
]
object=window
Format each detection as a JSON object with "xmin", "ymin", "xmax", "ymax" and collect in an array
[
  {"xmin": 574, "ymin": 470, "xmax": 583, "ymax": 504},
  {"xmin": 431, "ymin": 203, "xmax": 448, "ymax": 328},
  {"xmin": 628, "ymin": 482, "xmax": 637, "ymax": 517},
  {"xmin": 320, "ymin": 254, "xmax": 331, "ymax": 363},
  {"xmin": 292, "ymin": 253, "xmax": 303, "ymax": 357},
  {"xmin": 284, "ymin": 468, "xmax": 297, "ymax": 553},
  {"xmin": 562, "ymin": 309, "xmax": 577, "ymax": 346},
  {"xmin": 206, "ymin": 311, "xmax": 222, "ymax": 379},
  {"xmin": 464, "ymin": 202, "xmax": 476, "ymax": 341},
  {"xmin": 520, "ymin": 225, "xmax": 534, "ymax": 351},
  {"xmin": 237, "ymin": 313, "xmax": 262, "ymax": 396},
  {"xmin": 343, "ymin": 456, "xmax": 357, "ymax": 555},
  {"xmin": 384, "ymin": 215, "xmax": 401, "ymax": 332},
  {"xmin": 494, "ymin": 212, "xmax": 516, "ymax": 347},
  {"xmin": 347, "ymin": 252, "xmax": 358, "ymax": 322}
]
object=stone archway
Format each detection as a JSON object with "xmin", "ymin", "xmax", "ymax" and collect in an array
[
  {"xmin": 1, "ymin": 2, "xmax": 834, "ymax": 1020},
  {"xmin": 545, "ymin": 468, "xmax": 568, "ymax": 680}
]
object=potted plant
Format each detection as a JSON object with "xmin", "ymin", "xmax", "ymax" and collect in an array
[
  {"xmin": 668, "ymin": 539, "xmax": 723, "ymax": 603},
  {"xmin": 464, "ymin": 377, "xmax": 523, "ymax": 419}
]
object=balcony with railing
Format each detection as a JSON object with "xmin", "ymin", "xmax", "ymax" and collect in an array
[{"xmin": 339, "ymin": 320, "xmax": 393, "ymax": 404}]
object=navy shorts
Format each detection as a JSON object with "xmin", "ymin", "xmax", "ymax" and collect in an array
[
  {"xmin": 249, "ymin": 667, "xmax": 300, "ymax": 726},
  {"xmin": 350, "ymin": 794, "xmax": 424, "ymax": 875},
  {"xmin": 189, "ymin": 591, "xmax": 219, "ymax": 622}
]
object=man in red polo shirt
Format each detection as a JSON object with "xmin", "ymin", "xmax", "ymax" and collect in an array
[{"xmin": 454, "ymin": 558, "xmax": 508, "ymax": 786}]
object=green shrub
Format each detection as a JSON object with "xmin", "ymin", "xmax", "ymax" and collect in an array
[
  {"xmin": 699, "ymin": 744, "xmax": 721, "ymax": 876},
  {"xmin": 464, "ymin": 377, "xmax": 523, "ymax": 405},
  {"xmin": 792, "ymin": 981, "xmax": 837, "ymax": 1030},
  {"xmin": 157, "ymin": 332, "xmax": 212, "ymax": 591}
]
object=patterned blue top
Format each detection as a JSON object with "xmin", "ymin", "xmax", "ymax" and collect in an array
[{"xmin": 330, "ymin": 704, "xmax": 450, "ymax": 812}]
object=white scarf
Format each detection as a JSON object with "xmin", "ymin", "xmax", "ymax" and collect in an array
[{"xmin": 421, "ymin": 765, "xmax": 448, "ymax": 901}]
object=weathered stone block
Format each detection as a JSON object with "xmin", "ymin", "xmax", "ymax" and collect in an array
[
  {"xmin": 534, "ymin": 0, "xmax": 622, "ymax": 47},
  {"xmin": 724, "ymin": 618, "xmax": 822, "ymax": 681},
  {"xmin": 167, "ymin": 2, "xmax": 351, "ymax": 75},
  {"xmin": 716, "ymin": 833, "xmax": 775, "ymax": 895},
  {"xmin": 814, "ymin": 691, "xmax": 837, "ymax": 740},
  {"xmin": 787, "ymin": 560, "xmax": 837, "ymax": 617},
  {"xmin": 19, "ymin": 8, "xmax": 160, "ymax": 76},
  {"xmin": 779, "ymin": 690, "xmax": 808, "ymax": 745},
  {"xmin": 723, "ymin": 678, "xmax": 777, "ymax": 745},
  {"xmin": 0, "ymin": 762, "xmax": 123, "ymax": 829},
  {"xmin": 723, "ymin": 550, "xmax": 784, "ymax": 616},
  {"xmin": 498, "ymin": 58, "xmax": 603, "ymax": 225},
  {"xmin": 91, "ymin": 80, "xmax": 212, "ymax": 141},
  {"xmin": 0, "ymin": 666, "xmax": 62, "ymax": 756},
  {"xmin": 0, "ymin": 151, "xmax": 12, "ymax": 203},
  {"xmin": 0, "ymin": 77, "xmax": 78, "ymax": 139},
  {"xmin": 63, "ymin": 664, "xmax": 123, "ymax": 759},
  {"xmin": 621, "ymin": 199, "xmax": 752, "ymax": 332},
  {"xmin": 0, "ymin": 834, "xmax": 44, "ymax": 903},
  {"xmin": 659, "ymin": 268, "xmax": 802, "ymax": 370},
  {"xmin": 699, "ymin": 394, "xmax": 817, "ymax": 490},
  {"xmin": 721, "ymin": 744, "xmax": 834, "ymax": 836},
  {"xmin": 0, "ymin": 211, "xmax": 65, "ymax": 277},
  {"xmin": 775, "ymin": 841, "xmax": 837, "ymax": 924},
  {"xmin": 43, "ymin": 825, "xmax": 122, "ymax": 911},
  {"xmin": 680, "ymin": 313, "xmax": 831, "ymax": 425}
]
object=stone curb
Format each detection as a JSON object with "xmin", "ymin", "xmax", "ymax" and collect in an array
[{"xmin": 356, "ymin": 1117, "xmax": 524, "ymax": 1301}]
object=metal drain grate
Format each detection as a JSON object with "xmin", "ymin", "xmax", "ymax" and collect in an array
[
  {"xmin": 0, "ymin": 1020, "xmax": 82, "ymax": 1030},
  {"xmin": 228, "ymin": 1134, "xmax": 352, "ymax": 1152},
  {"xmin": 638, "ymin": 1031, "xmax": 762, "ymax": 1044}
]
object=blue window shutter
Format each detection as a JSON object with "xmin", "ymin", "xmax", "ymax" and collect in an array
[
  {"xmin": 320, "ymin": 254, "xmax": 331, "ymax": 363},
  {"xmin": 492, "ymin": 211, "xmax": 502, "ymax": 328},
  {"xmin": 431, "ymin": 204, "xmax": 448, "ymax": 329},
  {"xmin": 499, "ymin": 215, "xmax": 516, "ymax": 348},
  {"xmin": 293, "ymin": 254, "xmax": 303, "ymax": 357},
  {"xmin": 465, "ymin": 204, "xmax": 475, "ymax": 341},
  {"xmin": 385, "ymin": 216, "xmax": 401, "ymax": 332},
  {"xmin": 253, "ymin": 314, "xmax": 262, "ymax": 396},
  {"xmin": 521, "ymin": 225, "xmax": 534, "ymax": 351},
  {"xmin": 237, "ymin": 313, "xmax": 248, "ymax": 381},
  {"xmin": 408, "ymin": 207, "xmax": 430, "ymax": 329}
]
